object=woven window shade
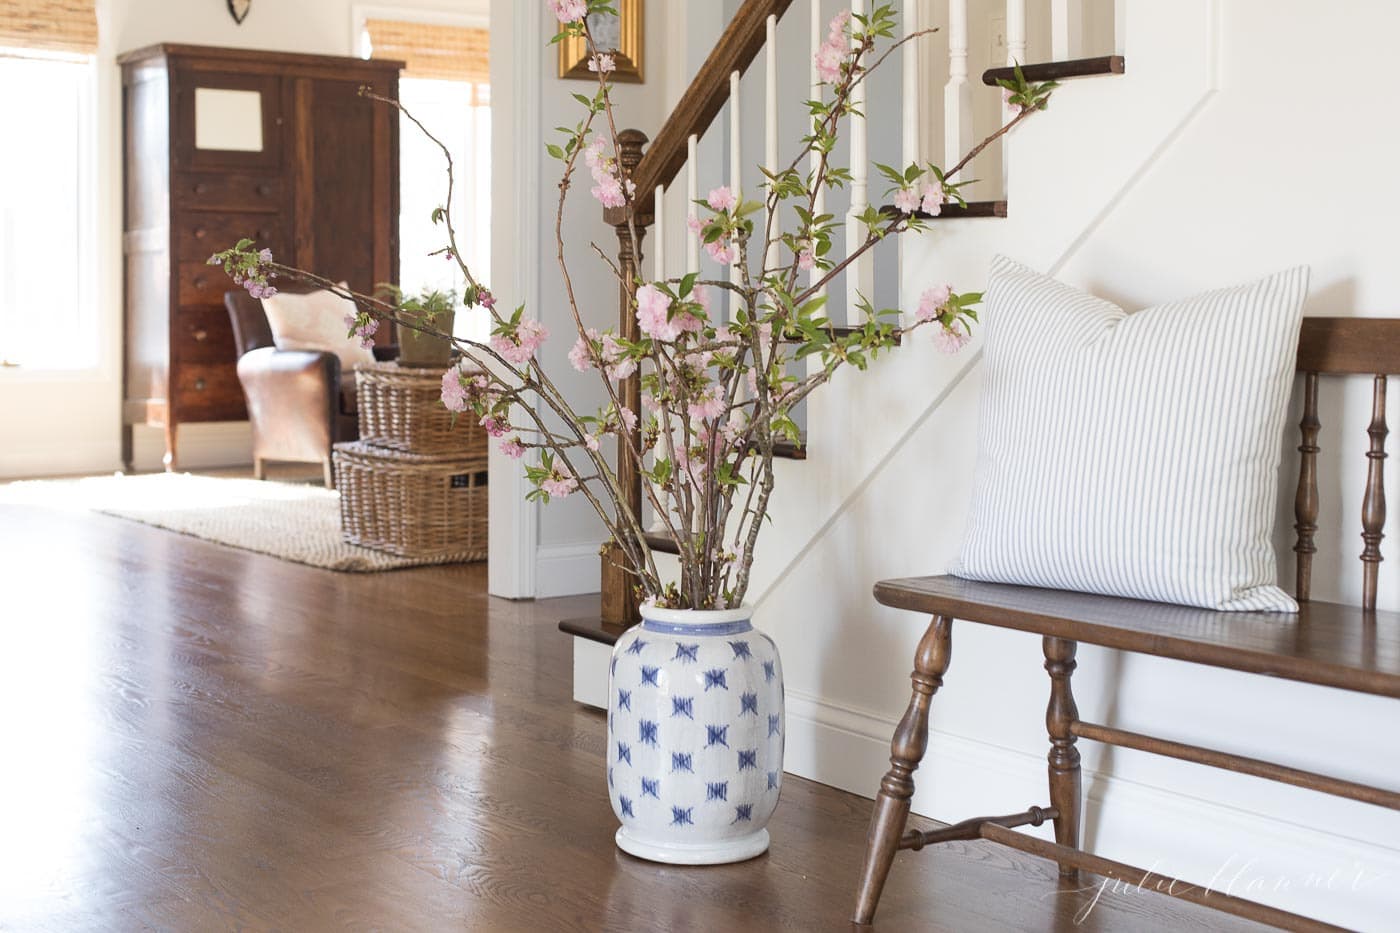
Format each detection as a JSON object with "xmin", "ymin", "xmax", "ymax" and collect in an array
[
  {"xmin": 365, "ymin": 19, "xmax": 489, "ymax": 85},
  {"xmin": 0, "ymin": 0, "xmax": 97, "ymax": 55}
]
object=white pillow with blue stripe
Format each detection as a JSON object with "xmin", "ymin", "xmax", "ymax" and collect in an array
[{"xmin": 952, "ymin": 256, "xmax": 1310, "ymax": 612}]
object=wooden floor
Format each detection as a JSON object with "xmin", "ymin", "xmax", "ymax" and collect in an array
[{"xmin": 0, "ymin": 502, "xmax": 1268, "ymax": 931}]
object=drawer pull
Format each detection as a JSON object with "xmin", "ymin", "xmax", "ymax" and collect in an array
[
  {"xmin": 257, "ymin": 229, "xmax": 270, "ymax": 240},
  {"xmin": 193, "ymin": 276, "xmax": 207, "ymax": 289},
  {"xmin": 194, "ymin": 378, "xmax": 207, "ymax": 391},
  {"xmin": 256, "ymin": 184, "xmax": 271, "ymax": 196},
  {"xmin": 194, "ymin": 227, "xmax": 206, "ymax": 239},
  {"xmin": 193, "ymin": 329, "xmax": 208, "ymax": 342},
  {"xmin": 194, "ymin": 183, "xmax": 208, "ymax": 195}
]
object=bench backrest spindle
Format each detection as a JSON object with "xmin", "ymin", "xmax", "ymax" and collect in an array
[{"xmin": 1292, "ymin": 319, "xmax": 1398, "ymax": 611}]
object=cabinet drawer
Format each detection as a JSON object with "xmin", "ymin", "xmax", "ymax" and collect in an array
[
  {"xmin": 172, "ymin": 307, "xmax": 238, "ymax": 364},
  {"xmin": 173, "ymin": 172, "xmax": 283, "ymax": 213},
  {"xmin": 172, "ymin": 362, "xmax": 246, "ymax": 421},
  {"xmin": 175, "ymin": 212, "xmax": 284, "ymax": 263},
  {"xmin": 177, "ymin": 260, "xmax": 235, "ymax": 306}
]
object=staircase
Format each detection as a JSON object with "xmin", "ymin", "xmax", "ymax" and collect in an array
[{"xmin": 560, "ymin": 0, "xmax": 1126, "ymax": 679}]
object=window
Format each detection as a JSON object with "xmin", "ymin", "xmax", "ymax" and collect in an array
[
  {"xmin": 362, "ymin": 18, "xmax": 491, "ymax": 344},
  {"xmin": 0, "ymin": 0, "xmax": 98, "ymax": 372}
]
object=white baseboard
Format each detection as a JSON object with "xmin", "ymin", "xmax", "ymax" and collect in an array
[
  {"xmin": 130, "ymin": 422, "xmax": 253, "ymax": 472},
  {"xmin": 784, "ymin": 688, "xmax": 1400, "ymax": 931},
  {"xmin": 0, "ymin": 437, "xmax": 119, "ymax": 479},
  {"xmin": 534, "ymin": 543, "xmax": 600, "ymax": 598}
]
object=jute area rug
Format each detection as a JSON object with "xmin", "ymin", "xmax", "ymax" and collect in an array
[{"xmin": 0, "ymin": 472, "xmax": 451, "ymax": 572}]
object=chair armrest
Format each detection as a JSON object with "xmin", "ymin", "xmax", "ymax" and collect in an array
[{"xmin": 236, "ymin": 347, "xmax": 341, "ymax": 464}]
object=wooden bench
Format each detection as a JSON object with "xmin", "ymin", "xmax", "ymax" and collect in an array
[{"xmin": 852, "ymin": 317, "xmax": 1399, "ymax": 931}]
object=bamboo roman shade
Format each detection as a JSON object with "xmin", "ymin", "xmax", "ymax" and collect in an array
[
  {"xmin": 365, "ymin": 19, "xmax": 489, "ymax": 84},
  {"xmin": 0, "ymin": 0, "xmax": 97, "ymax": 55}
]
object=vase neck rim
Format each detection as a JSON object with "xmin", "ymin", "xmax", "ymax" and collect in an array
[{"xmin": 638, "ymin": 603, "xmax": 753, "ymax": 629}]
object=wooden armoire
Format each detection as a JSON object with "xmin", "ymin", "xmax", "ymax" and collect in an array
[{"xmin": 119, "ymin": 44, "xmax": 401, "ymax": 470}]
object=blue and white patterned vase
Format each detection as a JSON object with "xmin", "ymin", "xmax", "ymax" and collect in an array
[{"xmin": 606, "ymin": 603, "xmax": 784, "ymax": 864}]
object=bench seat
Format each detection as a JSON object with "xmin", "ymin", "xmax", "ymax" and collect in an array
[{"xmin": 875, "ymin": 575, "xmax": 1400, "ymax": 699}]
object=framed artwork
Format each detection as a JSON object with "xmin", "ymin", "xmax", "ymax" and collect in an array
[{"xmin": 558, "ymin": 0, "xmax": 644, "ymax": 84}]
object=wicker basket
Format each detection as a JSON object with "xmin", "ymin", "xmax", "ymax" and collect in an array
[
  {"xmin": 333, "ymin": 441, "xmax": 487, "ymax": 561},
  {"xmin": 356, "ymin": 361, "xmax": 487, "ymax": 457}
]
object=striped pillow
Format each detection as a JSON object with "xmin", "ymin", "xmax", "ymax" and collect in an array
[{"xmin": 952, "ymin": 257, "xmax": 1310, "ymax": 612}]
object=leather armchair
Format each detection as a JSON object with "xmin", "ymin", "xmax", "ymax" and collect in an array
[{"xmin": 225, "ymin": 289, "xmax": 395, "ymax": 487}]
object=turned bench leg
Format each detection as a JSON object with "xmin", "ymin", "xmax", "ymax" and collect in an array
[
  {"xmin": 852, "ymin": 615, "xmax": 953, "ymax": 925},
  {"xmin": 1044, "ymin": 636, "xmax": 1082, "ymax": 878}
]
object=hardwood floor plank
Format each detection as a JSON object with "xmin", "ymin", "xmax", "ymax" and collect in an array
[{"xmin": 0, "ymin": 502, "xmax": 1272, "ymax": 931}]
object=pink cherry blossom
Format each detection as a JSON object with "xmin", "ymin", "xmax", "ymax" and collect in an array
[
  {"xmin": 541, "ymin": 464, "xmax": 578, "ymax": 498},
  {"xmin": 688, "ymin": 384, "xmax": 727, "ymax": 421},
  {"xmin": 917, "ymin": 284, "xmax": 952, "ymax": 323},
  {"xmin": 491, "ymin": 319, "xmax": 549, "ymax": 366},
  {"xmin": 548, "ymin": 0, "xmax": 587, "ymax": 24},
  {"xmin": 893, "ymin": 186, "xmax": 921, "ymax": 214},
  {"xmin": 814, "ymin": 10, "xmax": 851, "ymax": 83},
  {"xmin": 480, "ymin": 415, "xmax": 508, "ymax": 438},
  {"xmin": 687, "ymin": 213, "xmax": 705, "ymax": 235},
  {"xmin": 636, "ymin": 283, "xmax": 679, "ymax": 341},
  {"xmin": 569, "ymin": 328, "xmax": 599, "ymax": 371},
  {"xmin": 584, "ymin": 433, "xmax": 600, "ymax": 452},
  {"xmin": 920, "ymin": 180, "xmax": 946, "ymax": 216},
  {"xmin": 441, "ymin": 364, "xmax": 470, "ymax": 412},
  {"xmin": 641, "ymin": 393, "xmax": 660, "ymax": 413},
  {"xmin": 588, "ymin": 53, "xmax": 616, "ymax": 73},
  {"xmin": 705, "ymin": 238, "xmax": 738, "ymax": 266},
  {"xmin": 600, "ymin": 333, "xmax": 636, "ymax": 379},
  {"xmin": 616, "ymin": 406, "xmax": 638, "ymax": 432},
  {"xmin": 797, "ymin": 247, "xmax": 815, "ymax": 270},
  {"xmin": 500, "ymin": 436, "xmax": 525, "ymax": 459},
  {"xmin": 933, "ymin": 318, "xmax": 972, "ymax": 354},
  {"xmin": 707, "ymin": 186, "xmax": 738, "ymax": 212}
]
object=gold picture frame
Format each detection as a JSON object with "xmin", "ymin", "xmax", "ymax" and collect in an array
[{"xmin": 557, "ymin": 0, "xmax": 644, "ymax": 84}]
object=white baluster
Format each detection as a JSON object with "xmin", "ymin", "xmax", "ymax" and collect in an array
[
  {"xmin": 730, "ymin": 69, "xmax": 742, "ymax": 288},
  {"xmin": 1052, "ymin": 0, "xmax": 1084, "ymax": 61},
  {"xmin": 901, "ymin": 0, "xmax": 920, "ymax": 169},
  {"xmin": 653, "ymin": 184, "xmax": 666, "ymax": 282},
  {"xmin": 845, "ymin": 0, "xmax": 873, "ymax": 325},
  {"xmin": 686, "ymin": 134, "xmax": 699, "ymax": 275},
  {"xmin": 1004, "ymin": 0, "xmax": 1027, "ymax": 195},
  {"xmin": 1006, "ymin": 0, "xmax": 1027, "ymax": 68},
  {"xmin": 765, "ymin": 13, "xmax": 779, "ymax": 270},
  {"xmin": 809, "ymin": 0, "xmax": 824, "ymax": 293},
  {"xmin": 945, "ymin": 0, "xmax": 972, "ymax": 168}
]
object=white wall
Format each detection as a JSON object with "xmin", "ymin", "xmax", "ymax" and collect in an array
[{"xmin": 749, "ymin": 1, "xmax": 1400, "ymax": 929}]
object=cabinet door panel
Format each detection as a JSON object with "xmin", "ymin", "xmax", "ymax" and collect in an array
[
  {"xmin": 172, "ymin": 68, "xmax": 281, "ymax": 172},
  {"xmin": 290, "ymin": 76, "xmax": 398, "ymax": 299}
]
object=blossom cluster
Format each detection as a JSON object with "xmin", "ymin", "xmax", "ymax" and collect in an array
[
  {"xmin": 208, "ymin": 245, "xmax": 277, "ymax": 299},
  {"xmin": 690, "ymin": 186, "xmax": 741, "ymax": 266},
  {"xmin": 547, "ymin": 0, "xmax": 586, "ymax": 24},
  {"xmin": 892, "ymin": 178, "xmax": 948, "ymax": 217},
  {"xmin": 344, "ymin": 312, "xmax": 379, "ymax": 350},
  {"xmin": 490, "ymin": 319, "xmax": 549, "ymax": 366},
  {"xmin": 814, "ymin": 10, "xmax": 852, "ymax": 84},
  {"xmin": 584, "ymin": 136, "xmax": 636, "ymax": 209}
]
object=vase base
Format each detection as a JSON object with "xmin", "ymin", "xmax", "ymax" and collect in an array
[{"xmin": 614, "ymin": 827, "xmax": 770, "ymax": 865}]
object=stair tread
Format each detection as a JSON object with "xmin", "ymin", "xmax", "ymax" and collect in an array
[
  {"xmin": 982, "ymin": 55, "xmax": 1125, "ymax": 86},
  {"xmin": 559, "ymin": 616, "xmax": 629, "ymax": 645},
  {"xmin": 881, "ymin": 200, "xmax": 1007, "ymax": 220}
]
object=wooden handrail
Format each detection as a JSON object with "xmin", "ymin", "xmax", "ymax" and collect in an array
[{"xmin": 628, "ymin": 0, "xmax": 798, "ymax": 215}]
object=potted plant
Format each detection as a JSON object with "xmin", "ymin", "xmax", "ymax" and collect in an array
[
  {"xmin": 210, "ymin": 1, "xmax": 1054, "ymax": 864},
  {"xmin": 379, "ymin": 285, "xmax": 458, "ymax": 367}
]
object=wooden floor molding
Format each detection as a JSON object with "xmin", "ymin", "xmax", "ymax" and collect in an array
[{"xmin": 0, "ymin": 503, "xmax": 1274, "ymax": 930}]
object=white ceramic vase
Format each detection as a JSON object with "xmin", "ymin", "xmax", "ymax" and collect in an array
[{"xmin": 606, "ymin": 604, "xmax": 784, "ymax": 864}]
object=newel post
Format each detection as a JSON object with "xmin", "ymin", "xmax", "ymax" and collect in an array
[{"xmin": 601, "ymin": 128, "xmax": 652, "ymax": 625}]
